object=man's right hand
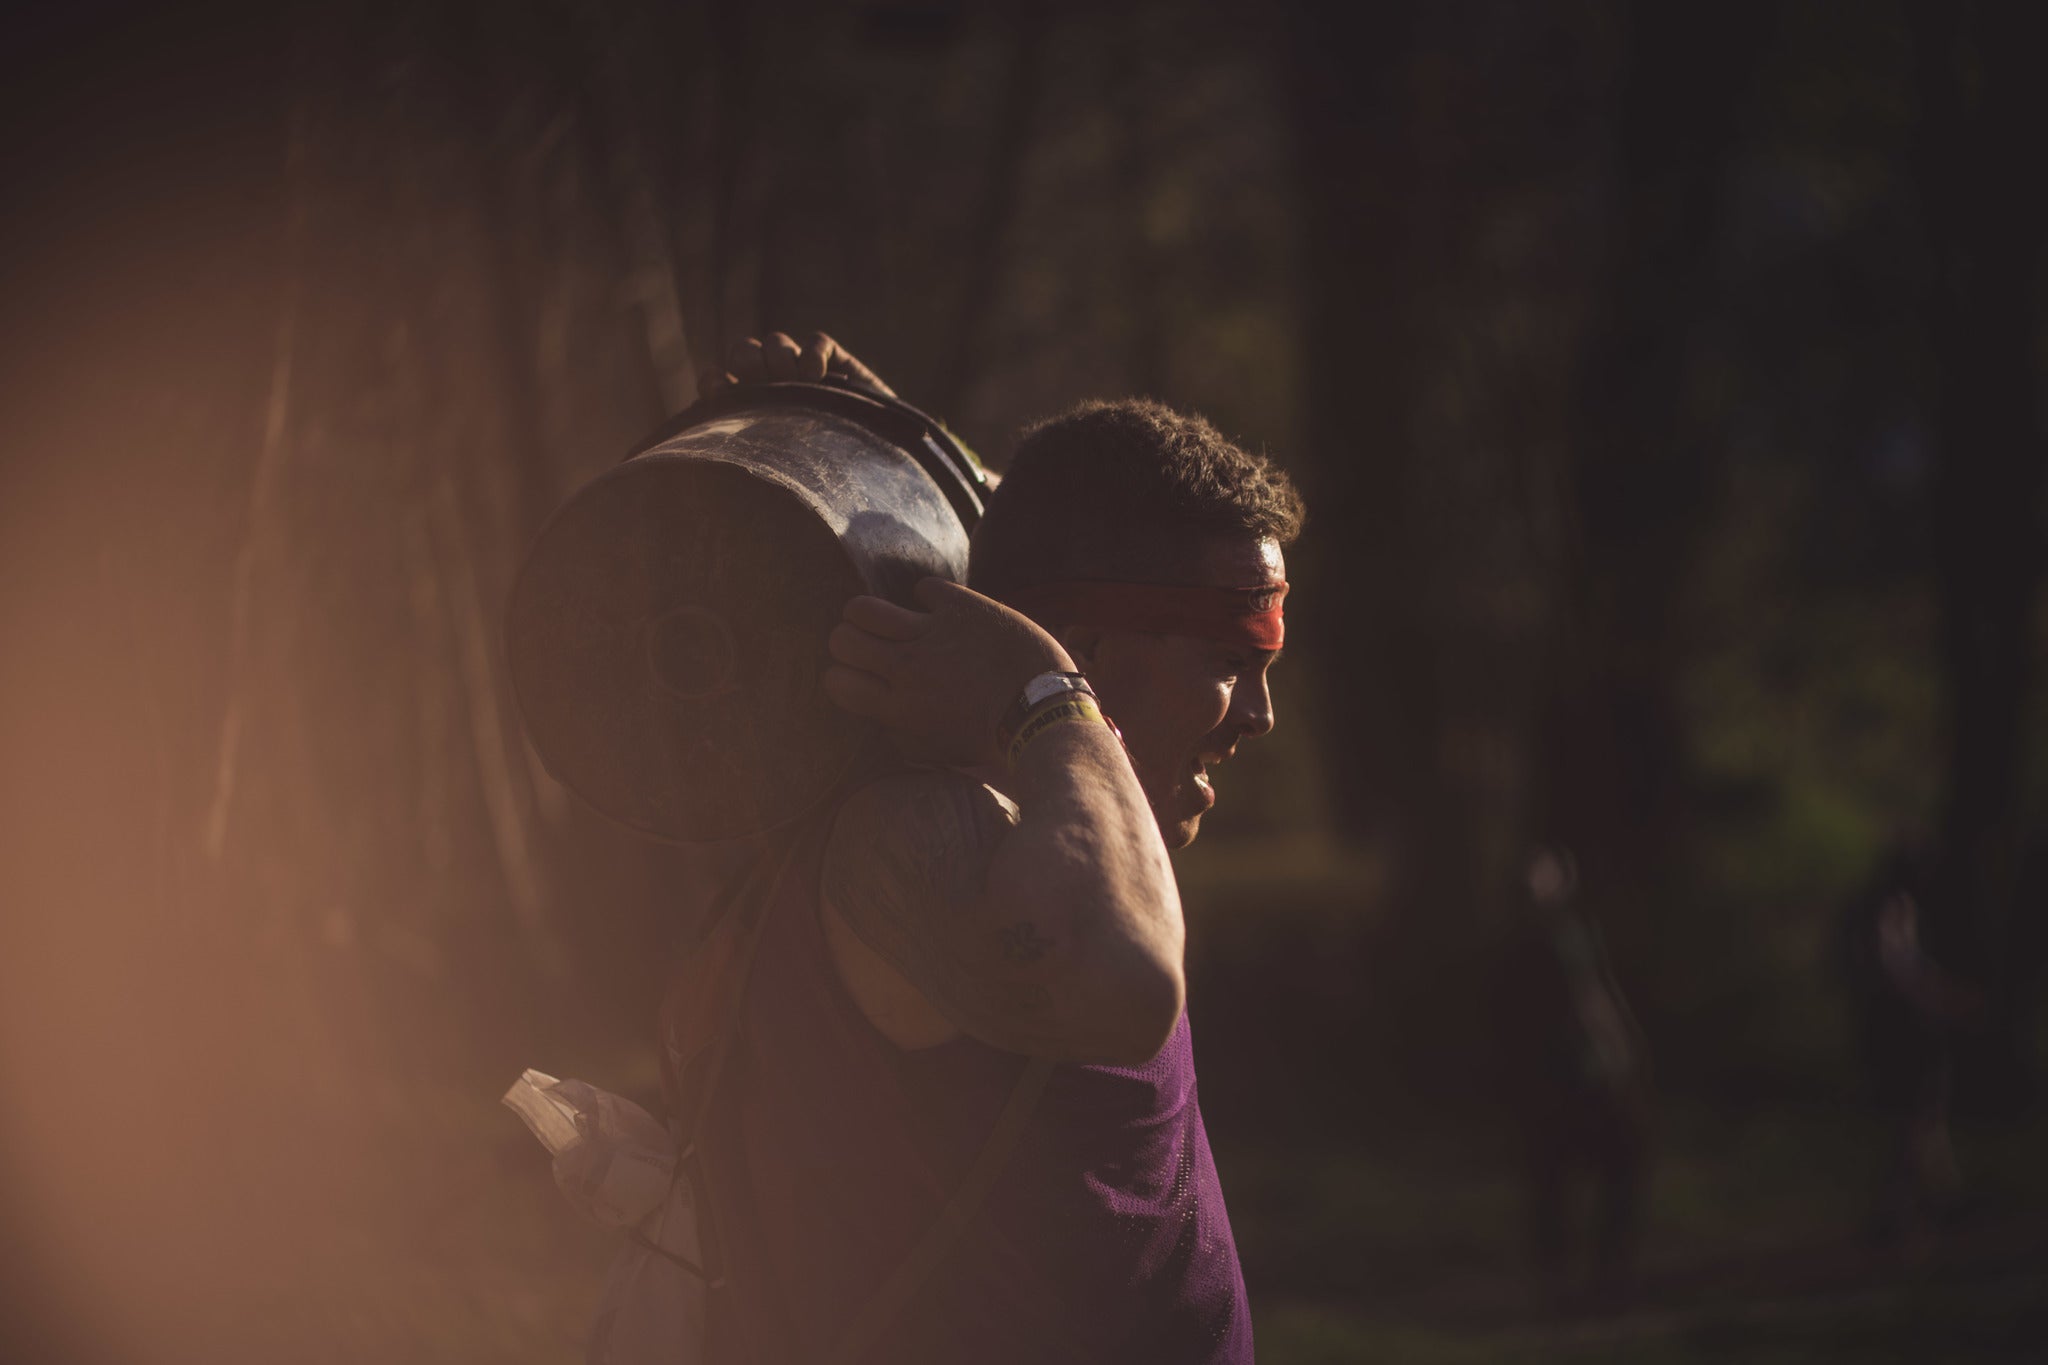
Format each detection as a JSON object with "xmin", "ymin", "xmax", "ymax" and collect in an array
[
  {"xmin": 823, "ymin": 578, "xmax": 1075, "ymax": 770},
  {"xmin": 699, "ymin": 331, "xmax": 896, "ymax": 399}
]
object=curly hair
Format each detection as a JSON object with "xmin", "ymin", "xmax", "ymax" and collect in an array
[{"xmin": 967, "ymin": 399, "xmax": 1304, "ymax": 600}]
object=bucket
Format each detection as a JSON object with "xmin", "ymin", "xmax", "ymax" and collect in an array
[{"xmin": 506, "ymin": 380, "xmax": 988, "ymax": 843}]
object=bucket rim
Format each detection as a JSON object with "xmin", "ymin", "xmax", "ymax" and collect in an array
[{"xmin": 633, "ymin": 377, "xmax": 989, "ymax": 532}]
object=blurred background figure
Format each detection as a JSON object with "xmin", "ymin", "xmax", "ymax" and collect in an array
[
  {"xmin": 1837, "ymin": 830, "xmax": 1986, "ymax": 1247},
  {"xmin": 1491, "ymin": 844, "xmax": 1653, "ymax": 1310}
]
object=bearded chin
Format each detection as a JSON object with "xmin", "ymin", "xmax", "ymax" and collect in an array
[{"xmin": 1157, "ymin": 804, "xmax": 1202, "ymax": 849}]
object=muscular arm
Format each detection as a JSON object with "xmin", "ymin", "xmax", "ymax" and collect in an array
[{"xmin": 821, "ymin": 723, "xmax": 1185, "ymax": 1066}]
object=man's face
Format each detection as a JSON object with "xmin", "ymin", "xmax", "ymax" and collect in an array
[{"xmin": 1070, "ymin": 536, "xmax": 1285, "ymax": 849}]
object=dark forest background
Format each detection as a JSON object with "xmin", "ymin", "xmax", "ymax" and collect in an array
[{"xmin": 5, "ymin": 1, "xmax": 2048, "ymax": 1361}]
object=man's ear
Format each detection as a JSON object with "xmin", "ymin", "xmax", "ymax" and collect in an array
[{"xmin": 1059, "ymin": 624, "xmax": 1106, "ymax": 670}]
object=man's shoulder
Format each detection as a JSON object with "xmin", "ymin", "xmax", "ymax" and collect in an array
[
  {"xmin": 822, "ymin": 768, "xmax": 1016, "ymax": 916},
  {"xmin": 828, "ymin": 767, "xmax": 1017, "ymax": 852},
  {"xmin": 816, "ymin": 769, "xmax": 1017, "ymax": 1047}
]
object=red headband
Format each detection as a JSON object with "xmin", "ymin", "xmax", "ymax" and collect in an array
[{"xmin": 1004, "ymin": 580, "xmax": 1288, "ymax": 651}]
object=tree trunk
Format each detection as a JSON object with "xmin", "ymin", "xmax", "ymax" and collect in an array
[
  {"xmin": 928, "ymin": 11, "xmax": 1047, "ymax": 423},
  {"xmin": 1281, "ymin": 0, "xmax": 1434, "ymax": 862},
  {"xmin": 1535, "ymin": 0, "xmax": 1773, "ymax": 927},
  {"xmin": 1909, "ymin": 0, "xmax": 2048, "ymax": 1103}
]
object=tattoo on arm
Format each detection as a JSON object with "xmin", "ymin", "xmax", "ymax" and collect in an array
[
  {"xmin": 824, "ymin": 773, "xmax": 1064, "ymax": 1041},
  {"xmin": 824, "ymin": 774, "xmax": 1006, "ymax": 981},
  {"xmin": 997, "ymin": 920, "xmax": 1055, "ymax": 963}
]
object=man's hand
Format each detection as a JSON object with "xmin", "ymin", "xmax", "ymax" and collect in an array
[
  {"xmin": 823, "ymin": 578, "xmax": 1075, "ymax": 769},
  {"xmin": 699, "ymin": 331, "xmax": 896, "ymax": 399}
]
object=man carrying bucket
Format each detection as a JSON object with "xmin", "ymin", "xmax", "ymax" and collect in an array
[{"xmin": 663, "ymin": 333, "xmax": 1300, "ymax": 1364}]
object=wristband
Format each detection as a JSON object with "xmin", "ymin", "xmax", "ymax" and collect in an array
[
  {"xmin": 1004, "ymin": 694, "xmax": 1108, "ymax": 771},
  {"xmin": 995, "ymin": 671, "xmax": 1095, "ymax": 756}
]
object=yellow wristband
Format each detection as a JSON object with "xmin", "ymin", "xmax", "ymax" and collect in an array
[{"xmin": 1004, "ymin": 694, "xmax": 1106, "ymax": 771}]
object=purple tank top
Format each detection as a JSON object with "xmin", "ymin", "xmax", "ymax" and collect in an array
[{"xmin": 695, "ymin": 822, "xmax": 1252, "ymax": 1365}]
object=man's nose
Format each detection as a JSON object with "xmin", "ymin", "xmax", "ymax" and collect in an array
[{"xmin": 1232, "ymin": 677, "xmax": 1275, "ymax": 741}]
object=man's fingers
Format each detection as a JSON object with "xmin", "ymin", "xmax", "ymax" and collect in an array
[
  {"xmin": 726, "ymin": 336, "xmax": 767, "ymax": 382},
  {"xmin": 842, "ymin": 594, "xmax": 929, "ymax": 640},
  {"xmin": 812, "ymin": 333, "xmax": 896, "ymax": 398},
  {"xmin": 762, "ymin": 332, "xmax": 803, "ymax": 381},
  {"xmin": 719, "ymin": 333, "xmax": 815, "ymax": 385},
  {"xmin": 799, "ymin": 333, "xmax": 833, "ymax": 382},
  {"xmin": 821, "ymin": 664, "xmax": 893, "ymax": 719},
  {"xmin": 912, "ymin": 576, "xmax": 982, "ymax": 613},
  {"xmin": 827, "ymin": 622, "xmax": 899, "ymax": 676},
  {"xmin": 838, "ymin": 353, "xmax": 896, "ymax": 397},
  {"xmin": 716, "ymin": 330, "xmax": 897, "ymax": 397}
]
